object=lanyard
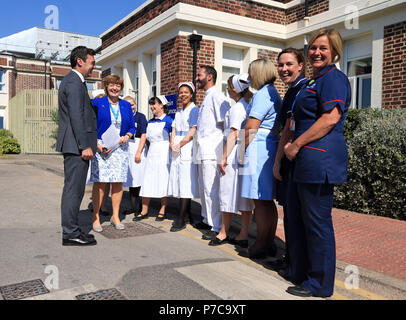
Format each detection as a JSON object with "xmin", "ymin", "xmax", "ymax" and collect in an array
[
  {"xmin": 288, "ymin": 78, "xmax": 311, "ymax": 116},
  {"xmin": 109, "ymin": 102, "xmax": 120, "ymax": 122}
]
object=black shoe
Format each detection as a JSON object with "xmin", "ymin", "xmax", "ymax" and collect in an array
[
  {"xmin": 201, "ymin": 230, "xmax": 218, "ymax": 240},
  {"xmin": 193, "ymin": 221, "xmax": 212, "ymax": 230},
  {"xmin": 229, "ymin": 238, "xmax": 248, "ymax": 248},
  {"xmin": 155, "ymin": 213, "xmax": 166, "ymax": 221},
  {"xmin": 170, "ymin": 221, "xmax": 186, "ymax": 232},
  {"xmin": 263, "ymin": 259, "xmax": 286, "ymax": 271},
  {"xmin": 62, "ymin": 233, "xmax": 97, "ymax": 246},
  {"xmin": 133, "ymin": 212, "xmax": 148, "ymax": 221},
  {"xmin": 208, "ymin": 236, "xmax": 229, "ymax": 246},
  {"xmin": 286, "ymin": 285, "xmax": 313, "ymax": 297}
]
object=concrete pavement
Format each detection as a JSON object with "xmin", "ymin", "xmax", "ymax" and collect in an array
[{"xmin": 0, "ymin": 154, "xmax": 405, "ymax": 301}]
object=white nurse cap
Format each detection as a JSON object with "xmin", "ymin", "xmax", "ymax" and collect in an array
[
  {"xmin": 232, "ymin": 73, "xmax": 250, "ymax": 93},
  {"xmin": 157, "ymin": 95, "xmax": 169, "ymax": 105}
]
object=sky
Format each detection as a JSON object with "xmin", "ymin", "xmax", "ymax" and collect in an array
[{"xmin": 0, "ymin": 0, "xmax": 148, "ymax": 38}]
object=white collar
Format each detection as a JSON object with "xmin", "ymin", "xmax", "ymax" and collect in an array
[
  {"xmin": 205, "ymin": 85, "xmax": 216, "ymax": 96},
  {"xmin": 72, "ymin": 69, "xmax": 85, "ymax": 83},
  {"xmin": 156, "ymin": 113, "xmax": 166, "ymax": 120}
]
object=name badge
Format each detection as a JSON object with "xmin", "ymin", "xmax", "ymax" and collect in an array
[{"xmin": 289, "ymin": 118, "xmax": 295, "ymax": 131}]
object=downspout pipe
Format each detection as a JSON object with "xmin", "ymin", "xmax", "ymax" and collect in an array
[{"xmin": 188, "ymin": 33, "xmax": 202, "ymax": 100}]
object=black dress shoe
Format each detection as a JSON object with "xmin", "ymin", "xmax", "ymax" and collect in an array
[
  {"xmin": 155, "ymin": 213, "xmax": 166, "ymax": 221},
  {"xmin": 193, "ymin": 221, "xmax": 212, "ymax": 230},
  {"xmin": 170, "ymin": 221, "xmax": 186, "ymax": 232},
  {"xmin": 83, "ymin": 233, "xmax": 95, "ymax": 239},
  {"xmin": 229, "ymin": 238, "xmax": 248, "ymax": 248},
  {"xmin": 208, "ymin": 236, "xmax": 229, "ymax": 246},
  {"xmin": 133, "ymin": 212, "xmax": 148, "ymax": 221},
  {"xmin": 202, "ymin": 230, "xmax": 218, "ymax": 240},
  {"xmin": 286, "ymin": 285, "xmax": 313, "ymax": 297},
  {"xmin": 62, "ymin": 234, "xmax": 97, "ymax": 246}
]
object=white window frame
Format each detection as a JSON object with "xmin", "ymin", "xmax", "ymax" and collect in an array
[
  {"xmin": 0, "ymin": 69, "xmax": 6, "ymax": 92},
  {"xmin": 222, "ymin": 47, "xmax": 243, "ymax": 103},
  {"xmin": 346, "ymin": 55, "xmax": 372, "ymax": 109}
]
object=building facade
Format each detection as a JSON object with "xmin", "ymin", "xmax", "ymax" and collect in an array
[
  {"xmin": 97, "ymin": 0, "xmax": 406, "ymax": 117},
  {"xmin": 0, "ymin": 28, "xmax": 103, "ymax": 129}
]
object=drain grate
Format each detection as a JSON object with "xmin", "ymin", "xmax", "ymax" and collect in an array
[
  {"xmin": 0, "ymin": 279, "xmax": 50, "ymax": 300},
  {"xmin": 76, "ymin": 288, "xmax": 127, "ymax": 300},
  {"xmin": 99, "ymin": 221, "xmax": 165, "ymax": 239}
]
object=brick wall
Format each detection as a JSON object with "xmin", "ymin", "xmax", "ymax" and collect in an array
[
  {"xmin": 102, "ymin": 0, "xmax": 329, "ymax": 50},
  {"xmin": 286, "ymin": 0, "xmax": 329, "ymax": 24},
  {"xmin": 160, "ymin": 35, "xmax": 215, "ymax": 106},
  {"xmin": 382, "ymin": 21, "xmax": 406, "ymax": 109}
]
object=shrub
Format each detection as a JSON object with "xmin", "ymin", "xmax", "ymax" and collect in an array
[
  {"xmin": 50, "ymin": 109, "xmax": 58, "ymax": 149},
  {"xmin": 0, "ymin": 136, "xmax": 21, "ymax": 154},
  {"xmin": 335, "ymin": 108, "xmax": 406, "ymax": 221},
  {"xmin": 0, "ymin": 129, "xmax": 14, "ymax": 139}
]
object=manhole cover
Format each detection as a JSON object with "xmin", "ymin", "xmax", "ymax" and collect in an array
[
  {"xmin": 0, "ymin": 279, "xmax": 50, "ymax": 300},
  {"xmin": 76, "ymin": 288, "xmax": 127, "ymax": 300},
  {"xmin": 99, "ymin": 221, "xmax": 165, "ymax": 239}
]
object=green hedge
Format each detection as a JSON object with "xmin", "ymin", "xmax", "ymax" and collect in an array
[
  {"xmin": 335, "ymin": 108, "xmax": 406, "ymax": 221},
  {"xmin": 0, "ymin": 129, "xmax": 21, "ymax": 154}
]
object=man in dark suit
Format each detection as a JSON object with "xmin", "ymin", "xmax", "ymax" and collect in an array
[{"xmin": 56, "ymin": 46, "xmax": 98, "ymax": 246}]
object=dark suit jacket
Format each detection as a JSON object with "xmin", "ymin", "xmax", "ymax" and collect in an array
[{"xmin": 56, "ymin": 71, "xmax": 97, "ymax": 155}]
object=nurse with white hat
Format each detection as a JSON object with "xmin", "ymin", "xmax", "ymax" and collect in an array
[
  {"xmin": 168, "ymin": 82, "xmax": 200, "ymax": 232},
  {"xmin": 209, "ymin": 73, "xmax": 254, "ymax": 246}
]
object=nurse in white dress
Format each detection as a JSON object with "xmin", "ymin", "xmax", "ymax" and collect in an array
[
  {"xmin": 122, "ymin": 96, "xmax": 148, "ymax": 217},
  {"xmin": 168, "ymin": 82, "xmax": 200, "ymax": 232},
  {"xmin": 210, "ymin": 74, "xmax": 254, "ymax": 246},
  {"xmin": 135, "ymin": 96, "xmax": 173, "ymax": 222}
]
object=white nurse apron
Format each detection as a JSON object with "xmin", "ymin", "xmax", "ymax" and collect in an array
[{"xmin": 140, "ymin": 120, "xmax": 170, "ymax": 198}]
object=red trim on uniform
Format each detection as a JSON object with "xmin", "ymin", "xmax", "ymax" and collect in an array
[
  {"xmin": 313, "ymin": 66, "xmax": 337, "ymax": 80},
  {"xmin": 306, "ymin": 89, "xmax": 317, "ymax": 94},
  {"xmin": 304, "ymin": 146, "xmax": 326, "ymax": 152},
  {"xmin": 321, "ymin": 99, "xmax": 345, "ymax": 106}
]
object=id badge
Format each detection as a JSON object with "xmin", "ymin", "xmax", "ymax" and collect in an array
[{"xmin": 289, "ymin": 118, "xmax": 295, "ymax": 131}]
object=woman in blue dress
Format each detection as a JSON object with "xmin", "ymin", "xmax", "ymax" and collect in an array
[
  {"xmin": 283, "ymin": 29, "xmax": 351, "ymax": 297},
  {"xmin": 91, "ymin": 75, "xmax": 136, "ymax": 232},
  {"xmin": 240, "ymin": 58, "xmax": 282, "ymax": 258}
]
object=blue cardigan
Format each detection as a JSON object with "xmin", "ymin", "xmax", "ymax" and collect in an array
[{"xmin": 92, "ymin": 96, "xmax": 136, "ymax": 139}]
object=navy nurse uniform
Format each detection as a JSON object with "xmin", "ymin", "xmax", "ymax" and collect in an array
[{"xmin": 286, "ymin": 65, "xmax": 351, "ymax": 297}]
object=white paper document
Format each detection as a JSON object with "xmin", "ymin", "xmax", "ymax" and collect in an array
[{"xmin": 101, "ymin": 125, "xmax": 120, "ymax": 150}]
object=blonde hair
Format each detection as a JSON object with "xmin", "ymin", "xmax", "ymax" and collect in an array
[
  {"xmin": 248, "ymin": 58, "xmax": 277, "ymax": 90},
  {"xmin": 227, "ymin": 76, "xmax": 253, "ymax": 104},
  {"xmin": 308, "ymin": 28, "xmax": 343, "ymax": 63},
  {"xmin": 123, "ymin": 96, "xmax": 135, "ymax": 104}
]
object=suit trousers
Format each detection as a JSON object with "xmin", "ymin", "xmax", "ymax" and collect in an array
[
  {"xmin": 286, "ymin": 174, "xmax": 336, "ymax": 297},
  {"xmin": 198, "ymin": 160, "xmax": 222, "ymax": 233},
  {"xmin": 61, "ymin": 153, "xmax": 90, "ymax": 239}
]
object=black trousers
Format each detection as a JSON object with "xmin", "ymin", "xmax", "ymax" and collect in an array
[{"xmin": 61, "ymin": 153, "xmax": 89, "ymax": 239}]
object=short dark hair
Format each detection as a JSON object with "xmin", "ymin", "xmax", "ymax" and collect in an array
[
  {"xmin": 70, "ymin": 46, "xmax": 96, "ymax": 68},
  {"xmin": 149, "ymin": 96, "xmax": 168, "ymax": 114},
  {"xmin": 200, "ymin": 65, "xmax": 217, "ymax": 84}
]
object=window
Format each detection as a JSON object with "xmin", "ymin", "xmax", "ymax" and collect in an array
[
  {"xmin": 347, "ymin": 57, "xmax": 372, "ymax": 109},
  {"xmin": 222, "ymin": 47, "xmax": 243, "ymax": 104},
  {"xmin": 0, "ymin": 69, "xmax": 5, "ymax": 92},
  {"xmin": 0, "ymin": 117, "xmax": 3, "ymax": 129},
  {"xmin": 148, "ymin": 55, "xmax": 157, "ymax": 119},
  {"xmin": 134, "ymin": 76, "xmax": 139, "ymax": 107}
]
